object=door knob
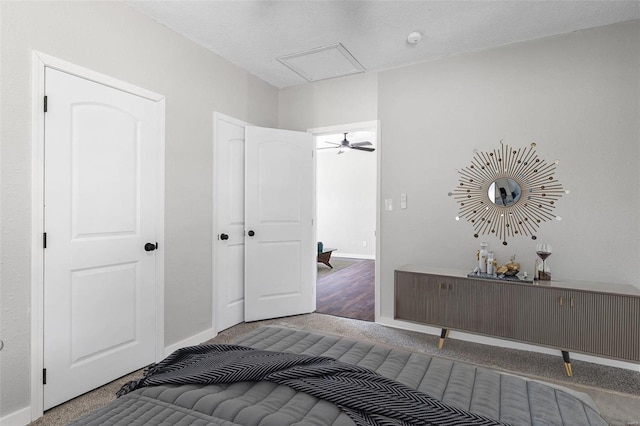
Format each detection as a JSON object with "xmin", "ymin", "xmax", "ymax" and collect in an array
[
  {"xmin": 220, "ymin": 233, "xmax": 229, "ymax": 240},
  {"xmin": 248, "ymin": 230, "xmax": 255, "ymax": 237},
  {"xmin": 144, "ymin": 242, "xmax": 158, "ymax": 252}
]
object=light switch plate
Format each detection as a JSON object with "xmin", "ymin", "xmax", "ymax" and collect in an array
[
  {"xmin": 385, "ymin": 198, "xmax": 393, "ymax": 211},
  {"xmin": 400, "ymin": 193, "xmax": 407, "ymax": 209}
]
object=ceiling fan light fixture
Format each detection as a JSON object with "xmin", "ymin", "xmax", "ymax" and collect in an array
[{"xmin": 317, "ymin": 132, "xmax": 375, "ymax": 154}]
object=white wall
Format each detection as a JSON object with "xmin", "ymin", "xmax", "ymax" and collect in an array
[
  {"xmin": 316, "ymin": 131, "xmax": 376, "ymax": 258},
  {"xmin": 0, "ymin": 1, "xmax": 278, "ymax": 418}
]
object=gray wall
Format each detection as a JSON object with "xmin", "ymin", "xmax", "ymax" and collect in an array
[
  {"xmin": 279, "ymin": 20, "xmax": 640, "ymax": 346},
  {"xmin": 279, "ymin": 72, "xmax": 379, "ymax": 131},
  {"xmin": 1, "ymin": 1, "xmax": 638, "ymax": 419},
  {"xmin": 0, "ymin": 1, "xmax": 278, "ymax": 416},
  {"xmin": 377, "ymin": 20, "xmax": 640, "ymax": 322}
]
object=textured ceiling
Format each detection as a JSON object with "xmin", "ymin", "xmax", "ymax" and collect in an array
[{"xmin": 126, "ymin": 1, "xmax": 640, "ymax": 88}]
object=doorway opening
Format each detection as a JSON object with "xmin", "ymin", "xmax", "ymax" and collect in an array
[{"xmin": 310, "ymin": 122, "xmax": 378, "ymax": 322}]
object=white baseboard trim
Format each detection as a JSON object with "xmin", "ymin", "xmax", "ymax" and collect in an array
[
  {"xmin": 332, "ymin": 253, "xmax": 375, "ymax": 260},
  {"xmin": 2, "ymin": 330, "xmax": 220, "ymax": 426},
  {"xmin": 164, "ymin": 327, "xmax": 217, "ymax": 357},
  {"xmin": 0, "ymin": 406, "xmax": 31, "ymax": 426},
  {"xmin": 377, "ymin": 316, "xmax": 640, "ymax": 372}
]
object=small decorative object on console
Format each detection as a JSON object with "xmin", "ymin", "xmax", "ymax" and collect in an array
[
  {"xmin": 467, "ymin": 252, "xmax": 533, "ymax": 283},
  {"xmin": 503, "ymin": 255, "xmax": 520, "ymax": 276},
  {"xmin": 487, "ymin": 252, "xmax": 495, "ymax": 275},
  {"xmin": 535, "ymin": 243, "xmax": 552, "ymax": 280},
  {"xmin": 478, "ymin": 242, "xmax": 488, "ymax": 273}
]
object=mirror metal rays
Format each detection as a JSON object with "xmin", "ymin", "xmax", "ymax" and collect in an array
[{"xmin": 449, "ymin": 143, "xmax": 566, "ymax": 245}]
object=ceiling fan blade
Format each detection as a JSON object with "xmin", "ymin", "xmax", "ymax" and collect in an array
[
  {"xmin": 351, "ymin": 146, "xmax": 375, "ymax": 152},
  {"xmin": 350, "ymin": 141, "xmax": 373, "ymax": 147},
  {"xmin": 323, "ymin": 141, "xmax": 341, "ymax": 146},
  {"xmin": 317, "ymin": 146, "xmax": 339, "ymax": 150}
]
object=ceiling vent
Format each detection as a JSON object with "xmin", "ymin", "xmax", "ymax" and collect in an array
[{"xmin": 277, "ymin": 43, "xmax": 365, "ymax": 83}]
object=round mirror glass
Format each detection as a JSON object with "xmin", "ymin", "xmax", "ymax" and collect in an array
[{"xmin": 488, "ymin": 178, "xmax": 522, "ymax": 207}]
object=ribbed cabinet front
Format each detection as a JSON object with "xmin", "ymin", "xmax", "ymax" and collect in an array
[{"xmin": 394, "ymin": 269, "xmax": 640, "ymax": 362}]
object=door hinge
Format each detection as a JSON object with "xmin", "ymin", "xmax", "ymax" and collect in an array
[
  {"xmin": 43, "ymin": 368, "xmax": 47, "ymax": 385},
  {"xmin": 44, "ymin": 96, "xmax": 48, "ymax": 113},
  {"xmin": 43, "ymin": 232, "xmax": 47, "ymax": 249}
]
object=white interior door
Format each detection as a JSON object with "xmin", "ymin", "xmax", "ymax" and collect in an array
[
  {"xmin": 244, "ymin": 126, "xmax": 315, "ymax": 322},
  {"xmin": 213, "ymin": 113, "xmax": 247, "ymax": 331},
  {"xmin": 43, "ymin": 68, "xmax": 161, "ymax": 409}
]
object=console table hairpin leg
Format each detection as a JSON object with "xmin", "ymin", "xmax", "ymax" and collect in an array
[
  {"xmin": 438, "ymin": 327, "xmax": 574, "ymax": 377},
  {"xmin": 438, "ymin": 328, "xmax": 450, "ymax": 349},
  {"xmin": 562, "ymin": 350, "xmax": 573, "ymax": 377}
]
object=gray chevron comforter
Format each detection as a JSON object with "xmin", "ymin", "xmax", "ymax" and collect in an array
[{"xmin": 70, "ymin": 326, "xmax": 607, "ymax": 426}]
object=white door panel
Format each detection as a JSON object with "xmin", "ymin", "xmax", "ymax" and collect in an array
[
  {"xmin": 72, "ymin": 105, "xmax": 139, "ymax": 236},
  {"xmin": 213, "ymin": 113, "xmax": 247, "ymax": 331},
  {"xmin": 257, "ymin": 143, "xmax": 303, "ymax": 221},
  {"xmin": 70, "ymin": 262, "xmax": 138, "ymax": 362},
  {"xmin": 244, "ymin": 126, "xmax": 315, "ymax": 322},
  {"xmin": 44, "ymin": 68, "xmax": 160, "ymax": 409}
]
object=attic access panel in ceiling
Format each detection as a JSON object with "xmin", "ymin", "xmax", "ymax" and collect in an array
[{"xmin": 277, "ymin": 43, "xmax": 365, "ymax": 83}]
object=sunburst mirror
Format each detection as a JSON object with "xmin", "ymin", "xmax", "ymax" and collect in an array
[{"xmin": 448, "ymin": 142, "xmax": 568, "ymax": 245}]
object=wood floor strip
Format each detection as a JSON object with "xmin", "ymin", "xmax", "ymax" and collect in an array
[{"xmin": 316, "ymin": 259, "xmax": 374, "ymax": 322}]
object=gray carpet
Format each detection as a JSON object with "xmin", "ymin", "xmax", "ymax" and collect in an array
[{"xmin": 31, "ymin": 313, "xmax": 640, "ymax": 426}]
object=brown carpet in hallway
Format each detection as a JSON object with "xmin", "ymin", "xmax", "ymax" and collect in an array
[{"xmin": 316, "ymin": 258, "xmax": 374, "ymax": 321}]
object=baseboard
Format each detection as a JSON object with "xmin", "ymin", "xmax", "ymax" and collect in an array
[
  {"xmin": 332, "ymin": 253, "xmax": 375, "ymax": 260},
  {"xmin": 4, "ymin": 331, "xmax": 220, "ymax": 426},
  {"xmin": 0, "ymin": 406, "xmax": 31, "ymax": 426},
  {"xmin": 164, "ymin": 327, "xmax": 217, "ymax": 357},
  {"xmin": 377, "ymin": 316, "xmax": 640, "ymax": 372}
]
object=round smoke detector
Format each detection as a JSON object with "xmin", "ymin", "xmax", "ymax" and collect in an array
[{"xmin": 407, "ymin": 31, "xmax": 422, "ymax": 44}]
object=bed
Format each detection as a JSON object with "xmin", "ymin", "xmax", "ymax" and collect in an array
[{"xmin": 70, "ymin": 325, "xmax": 607, "ymax": 425}]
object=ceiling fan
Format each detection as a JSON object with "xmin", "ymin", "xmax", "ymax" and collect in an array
[{"xmin": 317, "ymin": 133, "xmax": 375, "ymax": 154}]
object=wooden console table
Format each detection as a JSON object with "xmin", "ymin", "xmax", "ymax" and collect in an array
[{"xmin": 395, "ymin": 265, "xmax": 640, "ymax": 376}]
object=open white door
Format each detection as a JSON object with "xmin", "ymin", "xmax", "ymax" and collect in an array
[
  {"xmin": 213, "ymin": 113, "xmax": 247, "ymax": 331},
  {"xmin": 244, "ymin": 126, "xmax": 315, "ymax": 322},
  {"xmin": 43, "ymin": 67, "xmax": 161, "ymax": 409}
]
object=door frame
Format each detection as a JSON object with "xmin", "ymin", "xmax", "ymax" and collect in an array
[
  {"xmin": 308, "ymin": 120, "xmax": 380, "ymax": 321},
  {"xmin": 30, "ymin": 51, "xmax": 166, "ymax": 420}
]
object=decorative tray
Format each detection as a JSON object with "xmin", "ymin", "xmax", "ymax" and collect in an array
[{"xmin": 467, "ymin": 271, "xmax": 534, "ymax": 283}]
